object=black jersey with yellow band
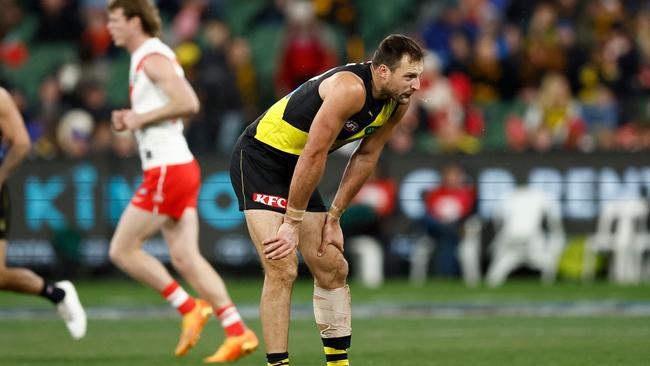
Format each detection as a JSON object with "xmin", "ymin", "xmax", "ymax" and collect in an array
[{"xmin": 244, "ymin": 62, "xmax": 398, "ymax": 156}]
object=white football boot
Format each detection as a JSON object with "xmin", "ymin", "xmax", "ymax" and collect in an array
[{"xmin": 55, "ymin": 280, "xmax": 87, "ymax": 340}]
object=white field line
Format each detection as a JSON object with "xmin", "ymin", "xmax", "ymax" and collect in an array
[{"xmin": 2, "ymin": 301, "xmax": 650, "ymax": 320}]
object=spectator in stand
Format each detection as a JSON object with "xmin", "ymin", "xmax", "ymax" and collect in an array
[
  {"xmin": 341, "ymin": 161, "xmax": 397, "ymax": 241},
  {"xmin": 522, "ymin": 72, "xmax": 586, "ymax": 151},
  {"xmin": 422, "ymin": 4, "xmax": 477, "ymax": 69},
  {"xmin": 80, "ymin": 3, "xmax": 112, "ymax": 62},
  {"xmin": 77, "ymin": 81, "xmax": 113, "ymax": 154},
  {"xmin": 386, "ymin": 109, "xmax": 417, "ymax": 155},
  {"xmin": 31, "ymin": 76, "xmax": 67, "ymax": 157},
  {"xmin": 274, "ymin": 0, "xmax": 338, "ymax": 98},
  {"xmin": 444, "ymin": 31, "xmax": 472, "ymax": 76},
  {"xmin": 412, "ymin": 51, "xmax": 464, "ymax": 153},
  {"xmin": 600, "ymin": 24, "xmax": 639, "ymax": 104},
  {"xmin": 78, "ymin": 81, "xmax": 111, "ymax": 124},
  {"xmin": 580, "ymin": 85, "xmax": 619, "ymax": 151},
  {"xmin": 469, "ymin": 33, "xmax": 516, "ymax": 103},
  {"xmin": 56, "ymin": 108, "xmax": 94, "ymax": 158},
  {"xmin": 0, "ymin": 0, "xmax": 24, "ymax": 40},
  {"xmin": 636, "ymin": 10, "xmax": 650, "ymax": 95},
  {"xmin": 171, "ymin": 0, "xmax": 207, "ymax": 44},
  {"xmin": 33, "ymin": 0, "xmax": 83, "ymax": 43},
  {"xmin": 520, "ymin": 2, "xmax": 567, "ymax": 87},
  {"xmin": 249, "ymin": 0, "xmax": 287, "ymax": 27},
  {"xmin": 400, "ymin": 50, "xmax": 483, "ymax": 155},
  {"xmin": 227, "ymin": 37, "xmax": 259, "ymax": 123},
  {"xmin": 313, "ymin": 0, "xmax": 365, "ymax": 62},
  {"xmin": 187, "ymin": 20, "xmax": 243, "ymax": 156},
  {"xmin": 422, "ymin": 162, "xmax": 476, "ymax": 277},
  {"xmin": 340, "ymin": 162, "xmax": 397, "ymax": 288},
  {"xmin": 588, "ymin": 0, "xmax": 626, "ymax": 44}
]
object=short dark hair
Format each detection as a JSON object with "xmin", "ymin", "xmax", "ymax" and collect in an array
[
  {"xmin": 371, "ymin": 34, "xmax": 424, "ymax": 71},
  {"xmin": 108, "ymin": 0, "xmax": 162, "ymax": 37}
]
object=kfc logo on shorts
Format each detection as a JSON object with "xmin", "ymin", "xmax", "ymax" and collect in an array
[
  {"xmin": 344, "ymin": 120, "xmax": 359, "ymax": 132},
  {"xmin": 253, "ymin": 193, "xmax": 287, "ymax": 209}
]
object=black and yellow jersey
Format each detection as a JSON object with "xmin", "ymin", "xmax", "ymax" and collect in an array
[{"xmin": 244, "ymin": 62, "xmax": 398, "ymax": 156}]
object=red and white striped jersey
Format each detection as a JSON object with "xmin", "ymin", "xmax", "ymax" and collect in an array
[{"xmin": 129, "ymin": 38, "xmax": 193, "ymax": 170}]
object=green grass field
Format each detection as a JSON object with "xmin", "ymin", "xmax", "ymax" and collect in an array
[{"xmin": 1, "ymin": 278, "xmax": 650, "ymax": 365}]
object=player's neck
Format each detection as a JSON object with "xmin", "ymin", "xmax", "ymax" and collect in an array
[
  {"xmin": 126, "ymin": 34, "xmax": 153, "ymax": 54},
  {"xmin": 369, "ymin": 65, "xmax": 388, "ymax": 101}
]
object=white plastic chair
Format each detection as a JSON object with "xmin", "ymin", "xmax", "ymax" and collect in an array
[
  {"xmin": 485, "ymin": 187, "xmax": 565, "ymax": 287},
  {"xmin": 409, "ymin": 235, "xmax": 435, "ymax": 286},
  {"xmin": 348, "ymin": 235, "xmax": 384, "ymax": 288},
  {"xmin": 583, "ymin": 198, "xmax": 650, "ymax": 284},
  {"xmin": 458, "ymin": 215, "xmax": 483, "ymax": 287}
]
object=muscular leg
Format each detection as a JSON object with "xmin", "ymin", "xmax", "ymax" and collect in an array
[
  {"xmin": 108, "ymin": 204, "xmax": 172, "ymax": 291},
  {"xmin": 163, "ymin": 208, "xmax": 231, "ymax": 308},
  {"xmin": 0, "ymin": 239, "xmax": 44, "ymax": 294},
  {"xmin": 299, "ymin": 213, "xmax": 348, "ymax": 290},
  {"xmin": 300, "ymin": 213, "xmax": 352, "ymax": 364},
  {"xmin": 244, "ymin": 209, "xmax": 298, "ymax": 353}
]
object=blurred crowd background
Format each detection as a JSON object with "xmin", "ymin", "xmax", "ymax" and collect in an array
[
  {"xmin": 4, "ymin": 0, "xmax": 650, "ymax": 285},
  {"xmin": 2, "ymin": 0, "xmax": 650, "ymax": 160}
]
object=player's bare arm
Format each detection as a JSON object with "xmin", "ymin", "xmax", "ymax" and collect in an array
[
  {"xmin": 0, "ymin": 88, "xmax": 31, "ymax": 186},
  {"xmin": 287, "ymin": 72, "xmax": 366, "ymax": 210},
  {"xmin": 261, "ymin": 72, "xmax": 366, "ymax": 260},
  {"xmin": 122, "ymin": 54, "xmax": 200, "ymax": 130},
  {"xmin": 318, "ymin": 102, "xmax": 409, "ymax": 256},
  {"xmin": 332, "ymin": 102, "xmax": 409, "ymax": 210}
]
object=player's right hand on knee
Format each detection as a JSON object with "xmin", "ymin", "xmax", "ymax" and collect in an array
[{"xmin": 262, "ymin": 222, "xmax": 299, "ymax": 260}]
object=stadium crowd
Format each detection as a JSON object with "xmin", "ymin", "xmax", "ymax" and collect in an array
[{"xmin": 1, "ymin": 0, "xmax": 650, "ymax": 159}]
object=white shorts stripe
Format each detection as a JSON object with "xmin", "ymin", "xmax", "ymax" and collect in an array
[{"xmin": 153, "ymin": 165, "xmax": 167, "ymax": 214}]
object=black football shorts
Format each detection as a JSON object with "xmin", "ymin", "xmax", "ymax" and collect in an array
[{"xmin": 229, "ymin": 134, "xmax": 326, "ymax": 214}]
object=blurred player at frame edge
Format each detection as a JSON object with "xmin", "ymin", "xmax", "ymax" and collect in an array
[{"xmin": 0, "ymin": 86, "xmax": 87, "ymax": 340}]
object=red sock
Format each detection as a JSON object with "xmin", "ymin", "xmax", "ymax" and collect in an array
[
  {"xmin": 161, "ymin": 281, "xmax": 196, "ymax": 315},
  {"xmin": 216, "ymin": 304, "xmax": 246, "ymax": 336}
]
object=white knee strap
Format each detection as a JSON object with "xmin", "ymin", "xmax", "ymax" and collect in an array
[{"xmin": 313, "ymin": 285, "xmax": 352, "ymax": 338}]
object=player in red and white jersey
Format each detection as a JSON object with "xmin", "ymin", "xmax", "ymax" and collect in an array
[
  {"xmin": 128, "ymin": 35, "xmax": 194, "ymax": 171},
  {"xmin": 106, "ymin": 1, "xmax": 257, "ymax": 362}
]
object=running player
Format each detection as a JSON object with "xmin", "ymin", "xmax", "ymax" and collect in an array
[
  {"xmin": 0, "ymin": 86, "xmax": 87, "ymax": 340},
  {"xmin": 106, "ymin": 0, "xmax": 258, "ymax": 362}
]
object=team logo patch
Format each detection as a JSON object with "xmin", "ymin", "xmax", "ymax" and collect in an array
[
  {"xmin": 252, "ymin": 193, "xmax": 287, "ymax": 209},
  {"xmin": 344, "ymin": 120, "xmax": 359, "ymax": 132},
  {"xmin": 365, "ymin": 126, "xmax": 378, "ymax": 135}
]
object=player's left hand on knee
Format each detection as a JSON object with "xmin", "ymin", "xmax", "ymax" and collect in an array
[{"xmin": 318, "ymin": 219, "xmax": 344, "ymax": 257}]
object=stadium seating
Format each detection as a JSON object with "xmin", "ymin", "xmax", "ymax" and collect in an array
[
  {"xmin": 583, "ymin": 198, "xmax": 650, "ymax": 284},
  {"xmin": 485, "ymin": 187, "xmax": 566, "ymax": 287}
]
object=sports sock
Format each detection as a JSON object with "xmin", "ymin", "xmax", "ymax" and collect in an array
[
  {"xmin": 266, "ymin": 352, "xmax": 289, "ymax": 365},
  {"xmin": 160, "ymin": 281, "xmax": 196, "ymax": 315},
  {"xmin": 39, "ymin": 281, "xmax": 65, "ymax": 304},
  {"xmin": 215, "ymin": 303, "xmax": 246, "ymax": 336},
  {"xmin": 322, "ymin": 336, "xmax": 351, "ymax": 366}
]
